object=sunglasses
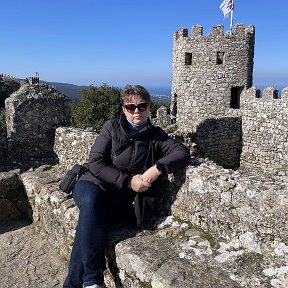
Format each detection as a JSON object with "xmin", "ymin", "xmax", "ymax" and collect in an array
[{"xmin": 124, "ymin": 103, "xmax": 148, "ymax": 113}]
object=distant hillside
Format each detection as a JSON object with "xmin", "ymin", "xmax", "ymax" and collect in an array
[
  {"xmin": 151, "ymin": 94, "xmax": 170, "ymax": 104},
  {"xmin": 40, "ymin": 81, "xmax": 170, "ymax": 103},
  {"xmin": 40, "ymin": 81, "xmax": 88, "ymax": 99}
]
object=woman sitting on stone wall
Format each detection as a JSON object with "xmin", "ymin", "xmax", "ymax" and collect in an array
[{"xmin": 63, "ymin": 85, "xmax": 190, "ymax": 288}]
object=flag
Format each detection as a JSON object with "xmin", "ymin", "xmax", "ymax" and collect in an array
[{"xmin": 220, "ymin": 0, "xmax": 233, "ymax": 18}]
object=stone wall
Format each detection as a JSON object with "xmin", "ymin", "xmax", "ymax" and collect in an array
[
  {"xmin": 240, "ymin": 87, "xmax": 288, "ymax": 178},
  {"xmin": 4, "ymin": 83, "xmax": 71, "ymax": 162},
  {"xmin": 116, "ymin": 164, "xmax": 287, "ymax": 288},
  {"xmin": 193, "ymin": 115, "xmax": 242, "ymax": 168},
  {"xmin": 17, "ymin": 126, "xmax": 287, "ymax": 287},
  {"xmin": 0, "ymin": 123, "xmax": 285, "ymax": 286},
  {"xmin": 171, "ymin": 163, "xmax": 287, "ymax": 243},
  {"xmin": 151, "ymin": 106, "xmax": 171, "ymax": 129},
  {"xmin": 53, "ymin": 127, "xmax": 98, "ymax": 169},
  {"xmin": 20, "ymin": 164, "xmax": 76, "ymax": 257},
  {"xmin": 26, "ymin": 126, "xmax": 288, "ymax": 251}
]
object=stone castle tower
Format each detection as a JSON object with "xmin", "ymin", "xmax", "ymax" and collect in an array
[
  {"xmin": 172, "ymin": 23, "xmax": 255, "ymax": 132},
  {"xmin": 171, "ymin": 23, "xmax": 255, "ymax": 169},
  {"xmin": 171, "ymin": 23, "xmax": 287, "ymax": 179}
]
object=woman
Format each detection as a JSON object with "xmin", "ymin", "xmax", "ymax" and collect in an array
[{"xmin": 63, "ymin": 85, "xmax": 190, "ymax": 288}]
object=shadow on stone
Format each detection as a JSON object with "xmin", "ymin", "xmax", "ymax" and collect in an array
[
  {"xmin": 0, "ymin": 219, "xmax": 31, "ymax": 235},
  {"xmin": 193, "ymin": 117, "xmax": 242, "ymax": 169},
  {"xmin": 0, "ymin": 171, "xmax": 33, "ymax": 230},
  {"xmin": 103, "ymin": 168, "xmax": 189, "ymax": 287},
  {"xmin": 105, "ymin": 223, "xmax": 141, "ymax": 287},
  {"xmin": 157, "ymin": 167, "xmax": 191, "ymax": 216}
]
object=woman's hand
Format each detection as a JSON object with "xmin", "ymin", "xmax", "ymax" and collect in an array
[
  {"xmin": 141, "ymin": 165, "xmax": 161, "ymax": 185},
  {"xmin": 128, "ymin": 174, "xmax": 151, "ymax": 193}
]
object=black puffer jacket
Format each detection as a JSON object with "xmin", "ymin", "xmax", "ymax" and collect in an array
[{"xmin": 81, "ymin": 113, "xmax": 190, "ymax": 191}]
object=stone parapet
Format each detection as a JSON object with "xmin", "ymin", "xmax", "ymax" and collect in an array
[
  {"xmin": 172, "ymin": 162, "xmax": 287, "ymax": 242},
  {"xmin": 54, "ymin": 127, "xmax": 97, "ymax": 169},
  {"xmin": 17, "ymin": 158, "xmax": 288, "ymax": 288},
  {"xmin": 116, "ymin": 162, "xmax": 287, "ymax": 288},
  {"xmin": 240, "ymin": 87, "xmax": 288, "ymax": 178},
  {"xmin": 20, "ymin": 164, "xmax": 77, "ymax": 257},
  {"xmin": 15, "ymin": 126, "xmax": 287, "ymax": 287}
]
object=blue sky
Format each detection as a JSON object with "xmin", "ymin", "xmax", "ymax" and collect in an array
[{"xmin": 1, "ymin": 0, "xmax": 287, "ymax": 93}]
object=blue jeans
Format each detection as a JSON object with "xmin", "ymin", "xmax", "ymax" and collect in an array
[{"xmin": 63, "ymin": 180, "xmax": 136, "ymax": 288}]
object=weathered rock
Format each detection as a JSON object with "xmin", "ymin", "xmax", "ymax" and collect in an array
[
  {"xmin": 172, "ymin": 162, "xmax": 288, "ymax": 242},
  {"xmin": 21, "ymin": 164, "xmax": 78, "ymax": 257},
  {"xmin": 16, "ymin": 158, "xmax": 287, "ymax": 288},
  {"xmin": 116, "ymin": 215, "xmax": 287, "ymax": 288},
  {"xmin": 4, "ymin": 83, "xmax": 71, "ymax": 162},
  {"xmin": 53, "ymin": 127, "xmax": 97, "ymax": 169},
  {"xmin": 152, "ymin": 106, "xmax": 171, "ymax": 129}
]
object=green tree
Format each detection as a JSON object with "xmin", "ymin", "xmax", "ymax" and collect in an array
[{"xmin": 71, "ymin": 83, "xmax": 122, "ymax": 132}]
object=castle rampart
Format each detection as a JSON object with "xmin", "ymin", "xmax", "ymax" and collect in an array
[
  {"xmin": 0, "ymin": 73, "xmax": 16, "ymax": 80},
  {"xmin": 27, "ymin": 76, "xmax": 40, "ymax": 85},
  {"xmin": 16, "ymin": 126, "xmax": 288, "ymax": 287},
  {"xmin": 241, "ymin": 86, "xmax": 288, "ymax": 102},
  {"xmin": 240, "ymin": 87, "xmax": 288, "ymax": 177}
]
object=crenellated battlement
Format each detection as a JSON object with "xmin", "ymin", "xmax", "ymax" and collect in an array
[
  {"xmin": 191, "ymin": 25, "xmax": 203, "ymax": 37},
  {"xmin": 173, "ymin": 23, "xmax": 255, "ymax": 41},
  {"xmin": 174, "ymin": 28, "xmax": 189, "ymax": 40},
  {"xmin": 0, "ymin": 73, "xmax": 16, "ymax": 81},
  {"xmin": 241, "ymin": 86, "xmax": 288, "ymax": 105},
  {"xmin": 234, "ymin": 23, "xmax": 254, "ymax": 36},
  {"xmin": 208, "ymin": 24, "xmax": 224, "ymax": 37},
  {"xmin": 27, "ymin": 76, "xmax": 40, "ymax": 85}
]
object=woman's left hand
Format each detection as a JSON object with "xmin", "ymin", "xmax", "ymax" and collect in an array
[{"xmin": 141, "ymin": 165, "xmax": 161, "ymax": 185}]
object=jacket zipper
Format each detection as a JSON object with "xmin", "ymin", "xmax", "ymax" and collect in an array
[{"xmin": 128, "ymin": 141, "xmax": 136, "ymax": 173}]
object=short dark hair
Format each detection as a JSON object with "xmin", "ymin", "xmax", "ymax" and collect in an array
[{"xmin": 121, "ymin": 85, "xmax": 151, "ymax": 104}]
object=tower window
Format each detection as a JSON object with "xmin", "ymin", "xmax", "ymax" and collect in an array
[
  {"xmin": 185, "ymin": 52, "xmax": 192, "ymax": 65},
  {"xmin": 216, "ymin": 51, "xmax": 225, "ymax": 65}
]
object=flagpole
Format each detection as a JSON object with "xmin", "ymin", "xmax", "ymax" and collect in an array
[{"xmin": 229, "ymin": 0, "xmax": 234, "ymax": 34}]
